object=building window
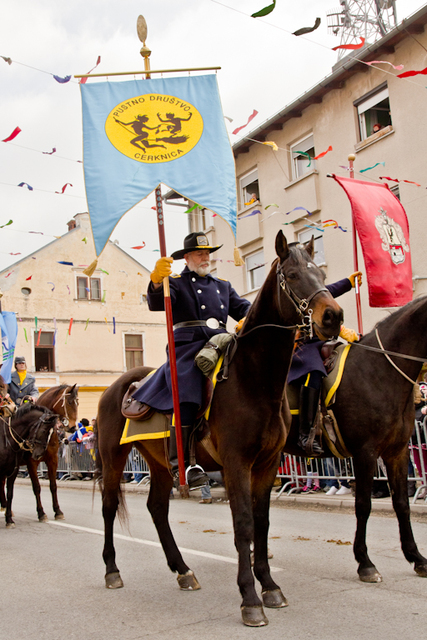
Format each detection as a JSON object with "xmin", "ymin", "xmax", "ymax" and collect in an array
[
  {"xmin": 125, "ymin": 334, "xmax": 144, "ymax": 370},
  {"xmin": 390, "ymin": 184, "xmax": 400, "ymax": 200},
  {"xmin": 354, "ymin": 83, "xmax": 392, "ymax": 141},
  {"xmin": 291, "ymin": 134, "xmax": 316, "ymax": 180},
  {"xmin": 298, "ymin": 228, "xmax": 325, "ymax": 266},
  {"xmin": 35, "ymin": 331, "xmax": 55, "ymax": 372},
  {"xmin": 76, "ymin": 276, "xmax": 101, "ymax": 300},
  {"xmin": 246, "ymin": 250, "xmax": 266, "ymax": 291},
  {"xmin": 239, "ymin": 169, "xmax": 259, "ymax": 209}
]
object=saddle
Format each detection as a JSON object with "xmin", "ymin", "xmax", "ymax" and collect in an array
[{"xmin": 121, "ymin": 377, "xmax": 155, "ymax": 420}]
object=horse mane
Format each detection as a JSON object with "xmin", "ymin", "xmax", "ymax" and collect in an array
[
  {"xmin": 364, "ymin": 295, "xmax": 427, "ymax": 341},
  {"xmin": 14, "ymin": 402, "xmax": 52, "ymax": 420}
]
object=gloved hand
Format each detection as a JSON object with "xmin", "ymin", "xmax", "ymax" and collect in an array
[
  {"xmin": 150, "ymin": 257, "xmax": 173, "ymax": 284},
  {"xmin": 348, "ymin": 271, "xmax": 362, "ymax": 288},
  {"xmin": 339, "ymin": 325, "xmax": 359, "ymax": 342},
  {"xmin": 235, "ymin": 317, "xmax": 246, "ymax": 333}
]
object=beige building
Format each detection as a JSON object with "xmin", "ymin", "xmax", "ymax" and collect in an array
[
  {"xmin": 190, "ymin": 6, "xmax": 427, "ymax": 334},
  {"xmin": 0, "ymin": 212, "xmax": 168, "ymax": 418}
]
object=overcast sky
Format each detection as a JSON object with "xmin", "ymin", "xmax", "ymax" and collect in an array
[{"xmin": 0, "ymin": 0, "xmax": 424, "ymax": 274}]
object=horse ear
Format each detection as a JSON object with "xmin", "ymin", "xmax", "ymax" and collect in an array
[
  {"xmin": 275, "ymin": 230, "xmax": 289, "ymax": 262},
  {"xmin": 304, "ymin": 235, "xmax": 315, "ymax": 259},
  {"xmin": 69, "ymin": 383, "xmax": 78, "ymax": 396}
]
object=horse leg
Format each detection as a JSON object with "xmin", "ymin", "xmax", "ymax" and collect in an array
[
  {"xmin": 101, "ymin": 443, "xmax": 131, "ymax": 589},
  {"xmin": 0, "ymin": 477, "xmax": 6, "ymax": 511},
  {"xmin": 45, "ymin": 448, "xmax": 64, "ymax": 520},
  {"xmin": 384, "ymin": 451, "xmax": 427, "ymax": 577},
  {"xmin": 26, "ymin": 458, "xmax": 47, "ymax": 522},
  {"xmin": 252, "ymin": 463, "xmax": 288, "ymax": 610},
  {"xmin": 352, "ymin": 454, "xmax": 382, "ymax": 582},
  {"xmin": 226, "ymin": 465, "xmax": 268, "ymax": 627},
  {"xmin": 5, "ymin": 472, "xmax": 18, "ymax": 528},
  {"xmin": 146, "ymin": 461, "xmax": 200, "ymax": 590}
]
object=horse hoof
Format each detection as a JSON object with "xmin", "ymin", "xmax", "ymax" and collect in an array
[
  {"xmin": 0, "ymin": 507, "xmax": 5, "ymax": 512},
  {"xmin": 55, "ymin": 513, "xmax": 65, "ymax": 520},
  {"xmin": 39, "ymin": 514, "xmax": 49, "ymax": 523},
  {"xmin": 358, "ymin": 568, "xmax": 382, "ymax": 583},
  {"xmin": 6, "ymin": 522, "xmax": 15, "ymax": 529},
  {"xmin": 177, "ymin": 570, "xmax": 201, "ymax": 591},
  {"xmin": 414, "ymin": 563, "xmax": 427, "ymax": 577},
  {"xmin": 262, "ymin": 588, "xmax": 288, "ymax": 608},
  {"xmin": 105, "ymin": 571, "xmax": 124, "ymax": 589},
  {"xmin": 241, "ymin": 605, "xmax": 269, "ymax": 627}
]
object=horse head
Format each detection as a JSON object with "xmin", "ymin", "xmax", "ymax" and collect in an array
[
  {"xmin": 62, "ymin": 384, "xmax": 79, "ymax": 431},
  {"xmin": 12, "ymin": 404, "xmax": 61, "ymax": 460},
  {"xmin": 275, "ymin": 231, "xmax": 343, "ymax": 339}
]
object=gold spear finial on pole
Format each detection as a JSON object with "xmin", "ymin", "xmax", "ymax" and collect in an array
[{"xmin": 137, "ymin": 15, "xmax": 151, "ymax": 79}]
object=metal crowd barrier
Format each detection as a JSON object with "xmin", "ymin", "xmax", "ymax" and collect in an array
[
  {"xmin": 32, "ymin": 420, "xmax": 427, "ymax": 502},
  {"xmin": 275, "ymin": 418, "xmax": 427, "ymax": 504}
]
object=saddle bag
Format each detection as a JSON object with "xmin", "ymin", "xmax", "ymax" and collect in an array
[
  {"xmin": 195, "ymin": 333, "xmax": 233, "ymax": 376},
  {"xmin": 121, "ymin": 379, "xmax": 155, "ymax": 421}
]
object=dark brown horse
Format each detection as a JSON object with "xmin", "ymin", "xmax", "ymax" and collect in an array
[
  {"xmin": 96, "ymin": 231, "xmax": 344, "ymax": 626},
  {"xmin": 0, "ymin": 402, "xmax": 61, "ymax": 527},
  {"xmin": 284, "ymin": 296, "xmax": 427, "ymax": 582},
  {"xmin": 0, "ymin": 384, "xmax": 78, "ymax": 521}
]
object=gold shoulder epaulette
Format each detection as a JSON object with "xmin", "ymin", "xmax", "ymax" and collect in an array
[
  {"xmin": 216, "ymin": 276, "xmax": 228, "ymax": 282},
  {"xmin": 171, "ymin": 273, "xmax": 181, "ymax": 278}
]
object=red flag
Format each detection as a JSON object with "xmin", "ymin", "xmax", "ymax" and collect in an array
[{"xmin": 332, "ymin": 175, "xmax": 412, "ymax": 308}]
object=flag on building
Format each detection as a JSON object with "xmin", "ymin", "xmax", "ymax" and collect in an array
[
  {"xmin": 81, "ymin": 74, "xmax": 237, "ymax": 256},
  {"xmin": 332, "ymin": 175, "xmax": 412, "ymax": 307},
  {"xmin": 0, "ymin": 311, "xmax": 18, "ymax": 383}
]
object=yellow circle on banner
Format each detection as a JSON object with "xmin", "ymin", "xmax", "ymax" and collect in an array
[{"xmin": 105, "ymin": 94, "xmax": 204, "ymax": 163}]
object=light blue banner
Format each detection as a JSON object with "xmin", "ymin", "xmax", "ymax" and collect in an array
[
  {"xmin": 81, "ymin": 74, "xmax": 237, "ymax": 255},
  {"xmin": 0, "ymin": 311, "xmax": 18, "ymax": 384}
]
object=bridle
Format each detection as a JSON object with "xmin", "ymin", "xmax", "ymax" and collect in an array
[
  {"xmin": 2, "ymin": 410, "xmax": 55, "ymax": 454},
  {"xmin": 276, "ymin": 259, "xmax": 329, "ymax": 339},
  {"xmin": 53, "ymin": 388, "xmax": 78, "ymax": 428}
]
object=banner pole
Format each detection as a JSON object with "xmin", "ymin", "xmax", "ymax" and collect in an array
[
  {"xmin": 139, "ymin": 17, "xmax": 188, "ymax": 497},
  {"xmin": 348, "ymin": 154, "xmax": 364, "ymax": 335}
]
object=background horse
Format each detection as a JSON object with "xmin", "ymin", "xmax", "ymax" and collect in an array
[
  {"xmin": 0, "ymin": 403, "xmax": 61, "ymax": 527},
  {"xmin": 284, "ymin": 296, "xmax": 427, "ymax": 582},
  {"xmin": 0, "ymin": 384, "xmax": 78, "ymax": 521},
  {"xmin": 96, "ymin": 231, "xmax": 343, "ymax": 627}
]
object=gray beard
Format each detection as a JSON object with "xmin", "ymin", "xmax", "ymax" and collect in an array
[{"xmin": 193, "ymin": 265, "xmax": 210, "ymax": 276}]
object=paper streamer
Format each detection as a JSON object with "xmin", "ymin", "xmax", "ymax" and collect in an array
[
  {"xmin": 113, "ymin": 317, "xmax": 116, "ymax": 334},
  {"xmin": 104, "ymin": 317, "xmax": 110, "ymax": 332},
  {"xmin": 265, "ymin": 203, "xmax": 279, "ymax": 209},
  {"xmin": 79, "ymin": 55, "xmax": 101, "ymax": 84},
  {"xmin": 5, "ymin": 271, "xmax": 14, "ymax": 278},
  {"xmin": 35, "ymin": 317, "xmax": 38, "ymax": 331},
  {"xmin": 24, "ymin": 328, "xmax": 28, "ymax": 343},
  {"xmin": 293, "ymin": 150, "xmax": 312, "ymax": 167},
  {"xmin": 48, "ymin": 282, "xmax": 55, "ymax": 291},
  {"xmin": 18, "ymin": 182, "xmax": 33, "ymax": 191},
  {"xmin": 232, "ymin": 110, "xmax": 258, "ymax": 135},
  {"xmin": 251, "ymin": 1, "xmax": 276, "ymax": 18},
  {"xmin": 68, "ymin": 318, "xmax": 73, "ymax": 335},
  {"xmin": 314, "ymin": 145, "xmax": 333, "ymax": 160},
  {"xmin": 397, "ymin": 66, "xmax": 427, "ymax": 78},
  {"xmin": 379, "ymin": 176, "xmax": 399, "ymax": 182},
  {"xmin": 53, "ymin": 318, "xmax": 57, "ymax": 346},
  {"xmin": 99, "ymin": 269, "xmax": 109, "ymax": 275},
  {"xmin": 25, "ymin": 276, "xmax": 32, "ymax": 281},
  {"xmin": 240, "ymin": 209, "xmax": 261, "ymax": 219},
  {"xmin": 332, "ymin": 37, "xmax": 365, "ymax": 51},
  {"xmin": 55, "ymin": 183, "xmax": 72, "ymax": 194},
  {"xmin": 131, "ymin": 243, "xmax": 146, "ymax": 249},
  {"xmin": 366, "ymin": 60, "xmax": 404, "ymax": 71},
  {"xmin": 53, "ymin": 75, "xmax": 71, "ymax": 83},
  {"xmin": 66, "ymin": 285, "xmax": 71, "ymax": 294},
  {"xmin": 262, "ymin": 141, "xmax": 278, "ymax": 151},
  {"xmin": 1, "ymin": 56, "xmax": 12, "ymax": 65},
  {"xmin": 58, "ymin": 261, "xmax": 73, "ymax": 265},
  {"xmin": 85, "ymin": 318, "xmax": 90, "ymax": 331},
  {"xmin": 36, "ymin": 329, "xmax": 41, "ymax": 347},
  {"xmin": 359, "ymin": 162, "xmax": 385, "ymax": 173},
  {"xmin": 0, "ymin": 220, "xmax": 13, "ymax": 228},
  {"xmin": 293, "ymin": 17, "xmax": 321, "ymax": 36},
  {"xmin": 102, "ymin": 290, "xmax": 106, "ymax": 302},
  {"xmin": 2, "ymin": 126, "xmax": 21, "ymax": 142},
  {"xmin": 184, "ymin": 203, "xmax": 200, "ymax": 214},
  {"xmin": 42, "ymin": 148, "xmax": 56, "ymax": 155},
  {"xmin": 285, "ymin": 206, "xmax": 312, "ymax": 216}
]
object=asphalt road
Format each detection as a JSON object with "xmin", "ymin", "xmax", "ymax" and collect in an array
[{"xmin": 1, "ymin": 483, "xmax": 426, "ymax": 640}]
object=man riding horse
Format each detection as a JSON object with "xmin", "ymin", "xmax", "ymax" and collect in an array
[{"xmin": 131, "ymin": 232, "xmax": 251, "ymax": 489}]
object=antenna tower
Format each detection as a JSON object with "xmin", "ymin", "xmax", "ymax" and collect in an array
[{"xmin": 327, "ymin": 0, "xmax": 397, "ymax": 59}]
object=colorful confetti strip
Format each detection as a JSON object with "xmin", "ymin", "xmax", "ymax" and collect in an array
[
  {"xmin": 366, "ymin": 60, "xmax": 404, "ymax": 71},
  {"xmin": 314, "ymin": 145, "xmax": 333, "ymax": 160},
  {"xmin": 55, "ymin": 182, "xmax": 72, "ymax": 194},
  {"xmin": 18, "ymin": 182, "xmax": 33, "ymax": 191},
  {"xmin": 293, "ymin": 17, "xmax": 321, "ymax": 36},
  {"xmin": 397, "ymin": 66, "xmax": 427, "ymax": 78},
  {"xmin": 79, "ymin": 55, "xmax": 101, "ymax": 84},
  {"xmin": 232, "ymin": 110, "xmax": 258, "ymax": 135},
  {"xmin": 251, "ymin": 1, "xmax": 276, "ymax": 18},
  {"xmin": 53, "ymin": 75, "xmax": 71, "ymax": 83},
  {"xmin": 359, "ymin": 162, "xmax": 385, "ymax": 173},
  {"xmin": 2, "ymin": 126, "xmax": 21, "ymax": 142},
  {"xmin": 332, "ymin": 37, "xmax": 365, "ymax": 51}
]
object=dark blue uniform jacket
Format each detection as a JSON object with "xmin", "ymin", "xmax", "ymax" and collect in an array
[
  {"xmin": 288, "ymin": 278, "xmax": 352, "ymax": 384},
  {"xmin": 133, "ymin": 266, "xmax": 251, "ymax": 412}
]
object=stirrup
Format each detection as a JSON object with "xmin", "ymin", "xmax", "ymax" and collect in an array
[{"xmin": 298, "ymin": 435, "xmax": 324, "ymax": 457}]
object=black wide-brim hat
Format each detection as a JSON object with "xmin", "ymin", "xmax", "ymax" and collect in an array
[{"xmin": 171, "ymin": 232, "xmax": 222, "ymax": 260}]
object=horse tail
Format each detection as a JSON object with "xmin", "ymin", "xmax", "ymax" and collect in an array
[{"xmin": 92, "ymin": 446, "xmax": 129, "ymax": 528}]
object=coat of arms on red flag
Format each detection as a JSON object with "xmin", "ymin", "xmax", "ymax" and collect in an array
[{"xmin": 332, "ymin": 175, "xmax": 412, "ymax": 308}]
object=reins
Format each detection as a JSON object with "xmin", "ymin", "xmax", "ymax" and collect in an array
[{"xmin": 52, "ymin": 387, "xmax": 77, "ymax": 427}]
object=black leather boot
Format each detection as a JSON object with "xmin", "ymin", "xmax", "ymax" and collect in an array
[
  {"xmin": 169, "ymin": 425, "xmax": 208, "ymax": 489},
  {"xmin": 297, "ymin": 386, "xmax": 324, "ymax": 456}
]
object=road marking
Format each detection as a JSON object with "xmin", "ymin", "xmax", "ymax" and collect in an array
[{"xmin": 48, "ymin": 521, "xmax": 282, "ymax": 572}]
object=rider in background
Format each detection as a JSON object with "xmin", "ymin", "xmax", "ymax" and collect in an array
[
  {"xmin": 289, "ymin": 271, "xmax": 362, "ymax": 456},
  {"xmin": 8, "ymin": 356, "xmax": 39, "ymax": 407}
]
